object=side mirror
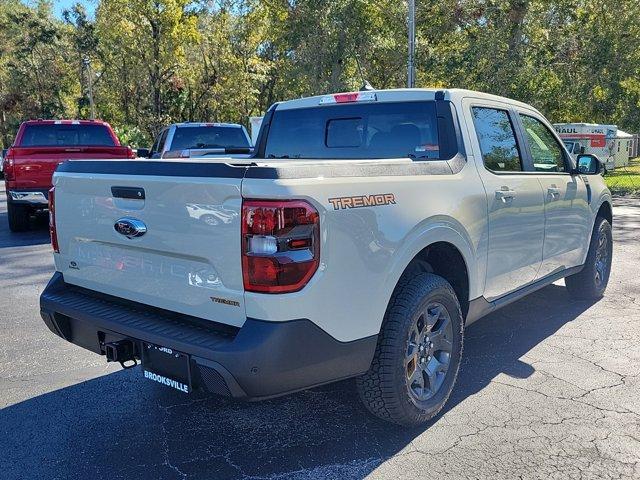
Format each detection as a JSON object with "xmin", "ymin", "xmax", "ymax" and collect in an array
[
  {"xmin": 576, "ymin": 154, "xmax": 603, "ymax": 175},
  {"xmin": 136, "ymin": 148, "xmax": 150, "ymax": 158}
]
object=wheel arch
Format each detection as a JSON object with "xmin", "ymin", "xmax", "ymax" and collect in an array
[
  {"xmin": 596, "ymin": 200, "xmax": 612, "ymax": 225},
  {"xmin": 383, "ymin": 221, "xmax": 477, "ymax": 322}
]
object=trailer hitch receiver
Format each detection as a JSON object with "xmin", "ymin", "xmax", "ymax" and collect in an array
[{"xmin": 104, "ymin": 340, "xmax": 138, "ymax": 369}]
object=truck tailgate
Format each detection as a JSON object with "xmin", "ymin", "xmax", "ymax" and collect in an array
[
  {"xmin": 10, "ymin": 146, "xmax": 132, "ymax": 188},
  {"xmin": 52, "ymin": 161, "xmax": 246, "ymax": 327}
]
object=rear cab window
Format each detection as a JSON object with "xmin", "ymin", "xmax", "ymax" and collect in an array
[
  {"xmin": 263, "ymin": 101, "xmax": 445, "ymax": 160},
  {"xmin": 19, "ymin": 123, "xmax": 116, "ymax": 147},
  {"xmin": 170, "ymin": 126, "xmax": 250, "ymax": 150}
]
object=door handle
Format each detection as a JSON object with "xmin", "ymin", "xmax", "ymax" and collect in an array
[
  {"xmin": 495, "ymin": 188, "xmax": 516, "ymax": 203},
  {"xmin": 111, "ymin": 186, "xmax": 145, "ymax": 200}
]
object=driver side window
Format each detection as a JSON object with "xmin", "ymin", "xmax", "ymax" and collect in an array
[{"xmin": 520, "ymin": 115, "xmax": 567, "ymax": 173}]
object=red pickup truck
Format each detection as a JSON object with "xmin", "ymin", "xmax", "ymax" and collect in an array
[{"xmin": 2, "ymin": 120, "xmax": 135, "ymax": 231}]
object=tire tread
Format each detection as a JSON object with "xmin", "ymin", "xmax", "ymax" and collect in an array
[{"xmin": 357, "ymin": 272, "xmax": 463, "ymax": 426}]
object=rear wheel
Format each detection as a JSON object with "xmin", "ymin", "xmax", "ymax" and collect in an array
[
  {"xmin": 7, "ymin": 202, "xmax": 30, "ymax": 232},
  {"xmin": 357, "ymin": 273, "xmax": 464, "ymax": 426},
  {"xmin": 565, "ymin": 216, "xmax": 612, "ymax": 300}
]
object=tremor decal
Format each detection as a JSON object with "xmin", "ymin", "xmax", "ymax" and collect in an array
[{"xmin": 328, "ymin": 193, "xmax": 396, "ymax": 210}]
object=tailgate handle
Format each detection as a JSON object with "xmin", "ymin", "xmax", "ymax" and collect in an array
[{"xmin": 111, "ymin": 186, "xmax": 145, "ymax": 200}]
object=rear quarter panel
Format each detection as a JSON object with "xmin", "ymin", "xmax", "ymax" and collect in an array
[{"xmin": 242, "ymin": 160, "xmax": 488, "ymax": 342}]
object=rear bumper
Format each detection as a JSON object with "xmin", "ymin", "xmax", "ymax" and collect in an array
[
  {"xmin": 7, "ymin": 188, "xmax": 49, "ymax": 206},
  {"xmin": 39, "ymin": 272, "xmax": 377, "ymax": 399}
]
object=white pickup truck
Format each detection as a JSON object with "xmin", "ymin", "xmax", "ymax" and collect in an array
[{"xmin": 40, "ymin": 89, "xmax": 613, "ymax": 426}]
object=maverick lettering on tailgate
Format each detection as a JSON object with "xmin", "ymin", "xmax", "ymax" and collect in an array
[{"xmin": 328, "ymin": 193, "xmax": 396, "ymax": 210}]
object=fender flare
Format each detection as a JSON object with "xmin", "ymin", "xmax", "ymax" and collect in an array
[
  {"xmin": 381, "ymin": 216, "xmax": 479, "ymax": 309},
  {"xmin": 594, "ymin": 193, "xmax": 613, "ymax": 223}
]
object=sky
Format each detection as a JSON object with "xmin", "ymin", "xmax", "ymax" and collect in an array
[{"xmin": 23, "ymin": 0, "xmax": 96, "ymax": 19}]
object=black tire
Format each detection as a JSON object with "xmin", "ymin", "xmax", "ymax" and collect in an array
[
  {"xmin": 7, "ymin": 202, "xmax": 30, "ymax": 232},
  {"xmin": 565, "ymin": 216, "xmax": 613, "ymax": 300},
  {"xmin": 357, "ymin": 273, "xmax": 464, "ymax": 426}
]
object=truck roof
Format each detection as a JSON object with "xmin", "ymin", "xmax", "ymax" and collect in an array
[
  {"xmin": 21, "ymin": 119, "xmax": 112, "ymax": 126},
  {"xmin": 169, "ymin": 122, "xmax": 245, "ymax": 129},
  {"xmin": 276, "ymin": 88, "xmax": 541, "ymax": 114}
]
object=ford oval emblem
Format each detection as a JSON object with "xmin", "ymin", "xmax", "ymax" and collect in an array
[{"xmin": 114, "ymin": 217, "xmax": 147, "ymax": 239}]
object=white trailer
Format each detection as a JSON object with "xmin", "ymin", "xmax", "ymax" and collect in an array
[
  {"xmin": 554, "ymin": 123, "xmax": 634, "ymax": 171},
  {"xmin": 614, "ymin": 130, "xmax": 635, "ymax": 167}
]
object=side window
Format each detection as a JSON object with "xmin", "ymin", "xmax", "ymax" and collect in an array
[
  {"xmin": 150, "ymin": 134, "xmax": 161, "ymax": 156},
  {"xmin": 520, "ymin": 115, "xmax": 566, "ymax": 172},
  {"xmin": 471, "ymin": 107, "xmax": 523, "ymax": 172},
  {"xmin": 151, "ymin": 129, "xmax": 169, "ymax": 158}
]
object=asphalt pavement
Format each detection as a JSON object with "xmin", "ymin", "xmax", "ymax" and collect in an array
[{"xmin": 1, "ymin": 183, "xmax": 639, "ymax": 480}]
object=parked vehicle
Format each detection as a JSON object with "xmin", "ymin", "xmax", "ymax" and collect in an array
[
  {"xmin": 40, "ymin": 89, "xmax": 613, "ymax": 426},
  {"xmin": 0, "ymin": 148, "xmax": 6, "ymax": 178},
  {"xmin": 2, "ymin": 120, "xmax": 135, "ymax": 232},
  {"xmin": 139, "ymin": 122, "xmax": 253, "ymax": 159},
  {"xmin": 554, "ymin": 122, "xmax": 636, "ymax": 172}
]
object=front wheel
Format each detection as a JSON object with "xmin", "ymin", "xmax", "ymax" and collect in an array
[
  {"xmin": 357, "ymin": 273, "xmax": 464, "ymax": 426},
  {"xmin": 565, "ymin": 216, "xmax": 613, "ymax": 300}
]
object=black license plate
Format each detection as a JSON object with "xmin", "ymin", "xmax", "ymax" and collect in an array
[{"xmin": 141, "ymin": 343, "xmax": 192, "ymax": 393}]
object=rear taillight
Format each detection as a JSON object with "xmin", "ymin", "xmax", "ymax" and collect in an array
[
  {"xmin": 242, "ymin": 199, "xmax": 320, "ymax": 293},
  {"xmin": 48, "ymin": 187, "xmax": 59, "ymax": 253},
  {"xmin": 3, "ymin": 149, "xmax": 15, "ymax": 180},
  {"xmin": 126, "ymin": 147, "xmax": 136, "ymax": 159}
]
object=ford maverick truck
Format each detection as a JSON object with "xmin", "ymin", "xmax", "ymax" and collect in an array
[{"xmin": 39, "ymin": 89, "xmax": 613, "ymax": 425}]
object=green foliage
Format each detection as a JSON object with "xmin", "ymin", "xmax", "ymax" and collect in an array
[
  {"xmin": 1, "ymin": 0, "xmax": 640, "ymax": 148},
  {"xmin": 112, "ymin": 124, "xmax": 148, "ymax": 148},
  {"xmin": 0, "ymin": 0, "xmax": 77, "ymax": 146},
  {"xmin": 605, "ymin": 158, "xmax": 640, "ymax": 195}
]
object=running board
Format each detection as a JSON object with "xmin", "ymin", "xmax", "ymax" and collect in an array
[{"xmin": 466, "ymin": 265, "xmax": 584, "ymax": 325}]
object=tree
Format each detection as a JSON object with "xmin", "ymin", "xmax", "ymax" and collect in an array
[
  {"xmin": 95, "ymin": 0, "xmax": 200, "ymax": 138},
  {"xmin": 0, "ymin": 0, "xmax": 77, "ymax": 146}
]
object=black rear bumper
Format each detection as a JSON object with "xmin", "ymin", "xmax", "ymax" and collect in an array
[{"xmin": 39, "ymin": 273, "xmax": 377, "ymax": 399}]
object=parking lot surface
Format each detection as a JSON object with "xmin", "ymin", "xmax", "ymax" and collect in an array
[{"xmin": 1, "ymin": 183, "xmax": 639, "ymax": 480}]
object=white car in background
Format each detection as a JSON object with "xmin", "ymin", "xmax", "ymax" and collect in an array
[{"xmin": 140, "ymin": 122, "xmax": 253, "ymax": 159}]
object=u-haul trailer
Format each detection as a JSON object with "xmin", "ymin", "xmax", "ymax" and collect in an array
[{"xmin": 554, "ymin": 123, "xmax": 634, "ymax": 171}]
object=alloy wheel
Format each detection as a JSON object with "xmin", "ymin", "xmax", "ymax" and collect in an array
[{"xmin": 405, "ymin": 302, "xmax": 454, "ymax": 402}]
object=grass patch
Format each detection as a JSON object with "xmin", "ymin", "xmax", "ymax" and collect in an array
[{"xmin": 604, "ymin": 157, "xmax": 640, "ymax": 195}]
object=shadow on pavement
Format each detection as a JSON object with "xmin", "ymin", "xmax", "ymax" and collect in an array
[
  {"xmin": 611, "ymin": 196, "xmax": 640, "ymax": 245},
  {"xmin": 0, "ymin": 211, "xmax": 50, "ymax": 249},
  {"xmin": 0, "ymin": 284, "xmax": 597, "ymax": 480}
]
